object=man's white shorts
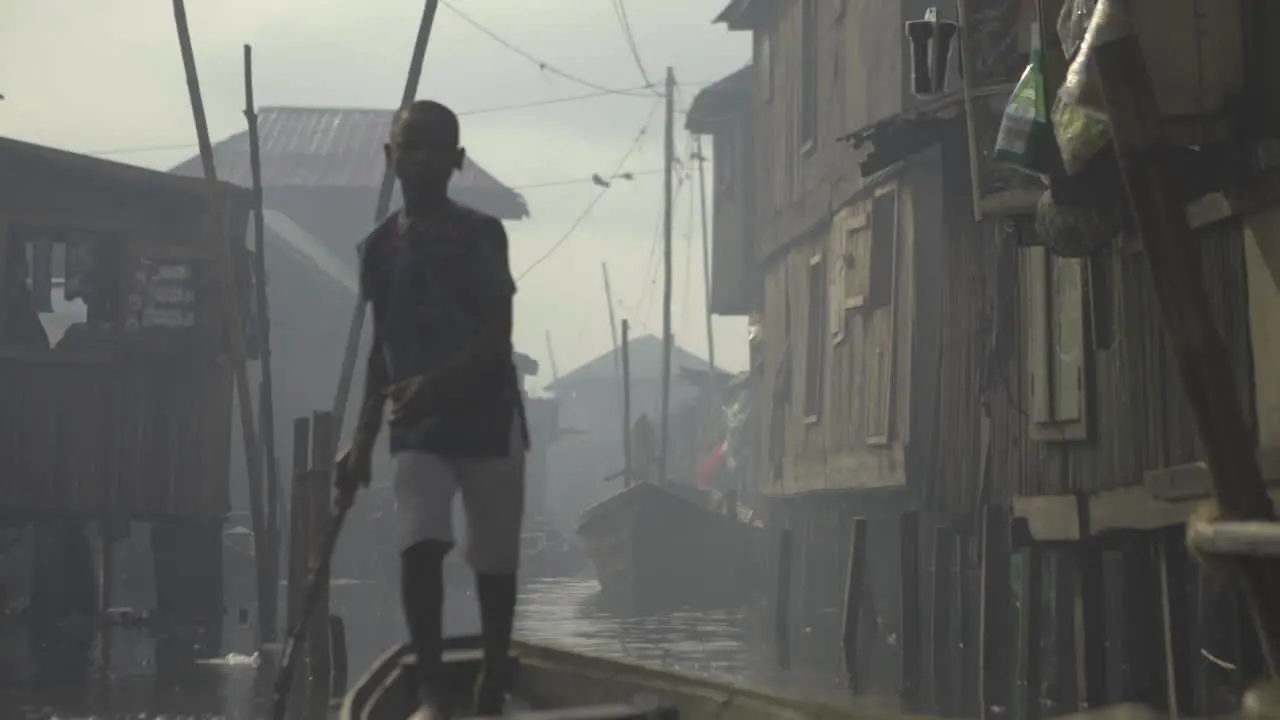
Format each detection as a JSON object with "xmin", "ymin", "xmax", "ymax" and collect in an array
[{"xmin": 391, "ymin": 413, "xmax": 526, "ymax": 574}]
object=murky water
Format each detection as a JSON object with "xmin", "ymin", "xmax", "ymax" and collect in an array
[{"xmin": 0, "ymin": 577, "xmax": 838, "ymax": 720}]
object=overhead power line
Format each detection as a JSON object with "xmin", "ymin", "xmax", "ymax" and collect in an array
[
  {"xmin": 82, "ymin": 88, "xmax": 662, "ymax": 158},
  {"xmin": 612, "ymin": 0, "xmax": 659, "ymax": 94},
  {"xmin": 441, "ymin": 0, "xmax": 654, "ymax": 97},
  {"xmin": 515, "ymin": 97, "xmax": 663, "ymax": 282}
]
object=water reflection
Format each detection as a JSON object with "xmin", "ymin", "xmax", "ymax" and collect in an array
[{"xmin": 0, "ymin": 576, "xmax": 831, "ymax": 719}]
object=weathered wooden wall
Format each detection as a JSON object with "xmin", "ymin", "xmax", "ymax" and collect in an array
[
  {"xmin": 709, "ymin": 114, "xmax": 757, "ymax": 316},
  {"xmin": 0, "ymin": 356, "xmax": 233, "ymax": 519},
  {"xmin": 747, "ymin": 0, "xmax": 906, "ymax": 262},
  {"xmin": 924, "ymin": 149, "xmax": 1255, "ymax": 517}
]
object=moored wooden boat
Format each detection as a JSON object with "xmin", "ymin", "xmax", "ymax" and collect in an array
[{"xmin": 575, "ymin": 481, "xmax": 761, "ymax": 614}]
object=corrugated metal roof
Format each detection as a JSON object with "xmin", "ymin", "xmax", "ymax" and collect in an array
[
  {"xmin": 169, "ymin": 106, "xmax": 529, "ymax": 220},
  {"xmin": 0, "ymin": 135, "xmax": 244, "ymax": 201}
]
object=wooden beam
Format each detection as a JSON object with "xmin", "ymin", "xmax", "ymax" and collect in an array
[
  {"xmin": 1188, "ymin": 520, "xmax": 1280, "ymax": 559},
  {"xmin": 1013, "ymin": 495, "xmax": 1080, "ymax": 542},
  {"xmin": 1144, "ymin": 447, "xmax": 1280, "ymax": 501},
  {"xmin": 1095, "ymin": 24, "xmax": 1280, "ymax": 673},
  {"xmin": 1186, "ymin": 170, "xmax": 1280, "ymax": 231}
]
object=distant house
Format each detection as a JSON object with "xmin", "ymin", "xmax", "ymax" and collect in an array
[
  {"xmin": 171, "ymin": 105, "xmax": 528, "ymax": 273},
  {"xmin": 543, "ymin": 335, "xmax": 720, "ymax": 530}
]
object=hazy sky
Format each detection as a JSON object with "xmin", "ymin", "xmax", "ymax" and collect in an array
[{"xmin": 0, "ymin": 0, "xmax": 751, "ymax": 388}]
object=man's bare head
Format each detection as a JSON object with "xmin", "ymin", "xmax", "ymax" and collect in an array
[{"xmin": 385, "ymin": 100, "xmax": 465, "ymax": 195}]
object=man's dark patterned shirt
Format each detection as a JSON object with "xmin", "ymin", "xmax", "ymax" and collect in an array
[{"xmin": 358, "ymin": 200, "xmax": 525, "ymax": 458}]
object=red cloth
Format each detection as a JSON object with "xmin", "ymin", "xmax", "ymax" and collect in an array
[{"xmin": 697, "ymin": 441, "xmax": 728, "ymax": 489}]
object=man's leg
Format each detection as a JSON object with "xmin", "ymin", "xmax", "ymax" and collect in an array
[
  {"xmin": 393, "ymin": 451, "xmax": 460, "ymax": 714},
  {"xmin": 457, "ymin": 416, "xmax": 526, "ymax": 714}
]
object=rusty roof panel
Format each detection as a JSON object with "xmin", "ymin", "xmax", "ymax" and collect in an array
[{"xmin": 170, "ymin": 106, "xmax": 528, "ymax": 219}]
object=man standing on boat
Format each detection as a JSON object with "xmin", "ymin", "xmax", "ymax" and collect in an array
[{"xmin": 336, "ymin": 100, "xmax": 528, "ymax": 719}]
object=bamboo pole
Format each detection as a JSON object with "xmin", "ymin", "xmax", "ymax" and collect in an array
[
  {"xmin": 243, "ymin": 42, "xmax": 283, "ymax": 644},
  {"xmin": 170, "ymin": 0, "xmax": 270, "ymax": 644},
  {"xmin": 330, "ymin": 0, "xmax": 441, "ymax": 450},
  {"xmin": 621, "ymin": 319, "xmax": 633, "ymax": 488}
]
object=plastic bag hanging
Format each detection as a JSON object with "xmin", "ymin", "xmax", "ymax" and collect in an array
[
  {"xmin": 994, "ymin": 24, "xmax": 1055, "ymax": 175},
  {"xmin": 1051, "ymin": 0, "xmax": 1135, "ymax": 174}
]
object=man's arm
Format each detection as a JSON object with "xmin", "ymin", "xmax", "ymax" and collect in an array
[{"xmin": 352, "ymin": 322, "xmax": 389, "ymax": 449}]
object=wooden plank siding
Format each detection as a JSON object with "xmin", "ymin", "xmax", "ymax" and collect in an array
[{"xmin": 0, "ymin": 138, "xmax": 252, "ymax": 521}]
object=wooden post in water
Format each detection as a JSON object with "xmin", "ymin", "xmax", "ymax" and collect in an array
[
  {"xmin": 243, "ymin": 42, "xmax": 283, "ymax": 643},
  {"xmin": 841, "ymin": 517, "xmax": 867, "ymax": 694},
  {"xmin": 899, "ymin": 510, "xmax": 921, "ymax": 710},
  {"xmin": 620, "ymin": 319, "xmax": 633, "ymax": 488},
  {"xmin": 307, "ymin": 411, "xmax": 334, "ymax": 717},
  {"xmin": 287, "ymin": 417, "xmax": 311, "ymax": 630},
  {"xmin": 1018, "ymin": 531, "xmax": 1043, "ymax": 720},
  {"xmin": 774, "ymin": 528, "xmax": 793, "ymax": 670},
  {"xmin": 979, "ymin": 506, "xmax": 1012, "ymax": 720},
  {"xmin": 931, "ymin": 526, "xmax": 955, "ymax": 714},
  {"xmin": 170, "ymin": 0, "xmax": 270, "ymax": 645},
  {"xmin": 330, "ymin": 613, "xmax": 349, "ymax": 698}
]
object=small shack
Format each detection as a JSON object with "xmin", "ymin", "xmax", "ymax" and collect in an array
[{"xmin": 0, "ymin": 136, "xmax": 254, "ymax": 629}]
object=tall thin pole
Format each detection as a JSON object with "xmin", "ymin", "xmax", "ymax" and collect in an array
[
  {"xmin": 171, "ymin": 0, "xmax": 269, "ymax": 643},
  {"xmin": 243, "ymin": 43, "xmax": 282, "ymax": 643},
  {"xmin": 621, "ymin": 319, "xmax": 633, "ymax": 488},
  {"xmin": 545, "ymin": 330, "xmax": 560, "ymax": 382},
  {"xmin": 695, "ymin": 135, "xmax": 719, "ymax": 405},
  {"xmin": 331, "ymin": 0, "xmax": 441, "ymax": 449},
  {"xmin": 601, "ymin": 262, "xmax": 620, "ymax": 381},
  {"xmin": 658, "ymin": 66, "xmax": 676, "ymax": 486}
]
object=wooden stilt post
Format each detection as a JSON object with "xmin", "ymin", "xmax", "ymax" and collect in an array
[
  {"xmin": 775, "ymin": 528, "xmax": 793, "ymax": 670},
  {"xmin": 980, "ymin": 506, "xmax": 1013, "ymax": 720},
  {"xmin": 841, "ymin": 517, "xmax": 867, "ymax": 694},
  {"xmin": 900, "ymin": 510, "xmax": 921, "ymax": 710},
  {"xmin": 931, "ymin": 526, "xmax": 954, "ymax": 714},
  {"xmin": 307, "ymin": 411, "xmax": 334, "ymax": 717},
  {"xmin": 286, "ymin": 416, "xmax": 310, "ymax": 720},
  {"xmin": 1019, "ymin": 539, "xmax": 1043, "ymax": 720},
  {"xmin": 958, "ymin": 532, "xmax": 976, "ymax": 716}
]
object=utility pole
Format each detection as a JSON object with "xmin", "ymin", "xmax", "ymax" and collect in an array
[
  {"xmin": 331, "ymin": 0, "xmax": 441, "ymax": 449},
  {"xmin": 695, "ymin": 135, "xmax": 719, "ymax": 406},
  {"xmin": 658, "ymin": 66, "xmax": 676, "ymax": 486}
]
